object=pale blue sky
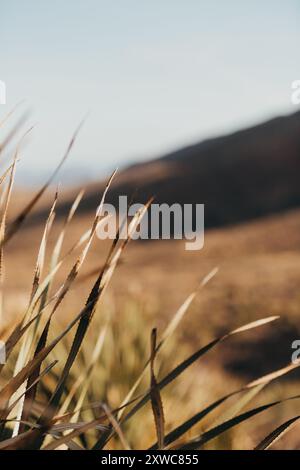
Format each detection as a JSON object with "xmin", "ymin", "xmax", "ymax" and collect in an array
[{"xmin": 1, "ymin": 0, "xmax": 299, "ymax": 184}]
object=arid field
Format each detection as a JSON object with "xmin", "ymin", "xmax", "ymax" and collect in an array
[{"xmin": 1, "ymin": 182, "xmax": 300, "ymax": 449}]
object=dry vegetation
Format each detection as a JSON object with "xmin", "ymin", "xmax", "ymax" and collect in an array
[{"xmin": 0, "ymin": 114, "xmax": 300, "ymax": 449}]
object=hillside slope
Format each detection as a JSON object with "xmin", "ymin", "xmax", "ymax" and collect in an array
[{"xmin": 34, "ymin": 110, "xmax": 300, "ymax": 229}]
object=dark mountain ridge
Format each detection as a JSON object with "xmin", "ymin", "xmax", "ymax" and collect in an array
[{"xmin": 31, "ymin": 110, "xmax": 300, "ymax": 229}]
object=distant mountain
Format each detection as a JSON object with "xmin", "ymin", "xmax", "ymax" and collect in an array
[{"xmin": 33, "ymin": 110, "xmax": 300, "ymax": 228}]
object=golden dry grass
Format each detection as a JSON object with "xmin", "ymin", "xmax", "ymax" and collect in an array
[{"xmin": 1, "ymin": 116, "xmax": 300, "ymax": 449}]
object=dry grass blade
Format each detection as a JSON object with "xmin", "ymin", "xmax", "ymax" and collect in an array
[
  {"xmin": 33, "ymin": 190, "xmax": 85, "ymax": 327},
  {"xmin": 0, "ymin": 163, "xmax": 15, "ymax": 187},
  {"xmin": 50, "ymin": 211, "xmax": 111, "ymax": 315},
  {"xmin": 42, "ymin": 413, "xmax": 110, "ymax": 450},
  {"xmin": 29, "ymin": 191, "xmax": 57, "ymax": 305},
  {"xmin": 210, "ymin": 384, "xmax": 266, "ymax": 429},
  {"xmin": 99, "ymin": 198, "xmax": 152, "ymax": 292},
  {"xmin": 10, "ymin": 190, "xmax": 57, "ymax": 359},
  {"xmin": 29, "ymin": 279, "xmax": 99, "ymax": 431},
  {"xmin": 122, "ymin": 316, "xmax": 279, "ymax": 426},
  {"xmin": 46, "ymin": 170, "xmax": 116, "ymax": 319},
  {"xmin": 50, "ymin": 421, "xmax": 107, "ymax": 433},
  {"xmin": 100, "ymin": 403, "xmax": 130, "ymax": 450},
  {"xmin": 158, "ymin": 316, "xmax": 279, "ymax": 393},
  {"xmin": 51, "ymin": 189, "xmax": 84, "ymax": 268},
  {"xmin": 0, "ymin": 428, "xmax": 46, "ymax": 450},
  {"xmin": 12, "ymin": 192, "xmax": 57, "ymax": 436},
  {"xmin": 0, "ymin": 155, "xmax": 18, "ymax": 255},
  {"xmin": 49, "ymin": 203, "xmax": 151, "ymax": 451},
  {"xmin": 210, "ymin": 363, "xmax": 300, "ymax": 431},
  {"xmin": 98, "ymin": 315, "xmax": 279, "ymax": 450},
  {"xmin": 227, "ymin": 316, "xmax": 279, "ymax": 336},
  {"xmin": 18, "ymin": 323, "xmax": 57, "ymax": 434},
  {"xmin": 0, "ymin": 101, "xmax": 25, "ymax": 130},
  {"xmin": 77, "ymin": 263, "xmax": 108, "ymax": 283},
  {"xmin": 245, "ymin": 362, "xmax": 299, "ymax": 388},
  {"xmin": 151, "ymin": 395, "xmax": 231, "ymax": 450},
  {"xmin": 34, "ymin": 173, "xmax": 119, "ymax": 432},
  {"xmin": 0, "ymin": 111, "xmax": 29, "ymax": 155},
  {"xmin": 150, "ymin": 328, "xmax": 165, "ymax": 450},
  {"xmin": 161, "ymin": 267, "xmax": 219, "ymax": 345},
  {"xmin": 59, "ymin": 323, "xmax": 107, "ymax": 419},
  {"xmin": 36, "ymin": 272, "xmax": 109, "ymax": 432},
  {"xmin": 3, "ymin": 120, "xmax": 85, "ymax": 246},
  {"xmin": 211, "ymin": 363, "xmax": 300, "ymax": 430},
  {"xmin": 117, "ymin": 267, "xmax": 219, "ymax": 422},
  {"xmin": 23, "ymin": 209, "xmax": 107, "ymax": 322},
  {"xmin": 0, "ymin": 299, "xmax": 98, "ymax": 420},
  {"xmin": 4, "ymin": 361, "xmax": 58, "ymax": 418},
  {"xmin": 177, "ymin": 395, "xmax": 300, "ymax": 450},
  {"xmin": 150, "ymin": 362, "xmax": 300, "ymax": 449},
  {"xmin": 0, "ymin": 154, "xmax": 17, "ymax": 321},
  {"xmin": 54, "ymin": 394, "xmax": 144, "ymax": 428},
  {"xmin": 254, "ymin": 415, "xmax": 300, "ymax": 450},
  {"xmin": 0, "ymin": 313, "xmax": 42, "ymax": 373}
]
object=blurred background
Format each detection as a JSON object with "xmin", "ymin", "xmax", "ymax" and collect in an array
[
  {"xmin": 1, "ymin": 0, "xmax": 300, "ymax": 449},
  {"xmin": 1, "ymin": 0, "xmax": 299, "ymax": 183}
]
